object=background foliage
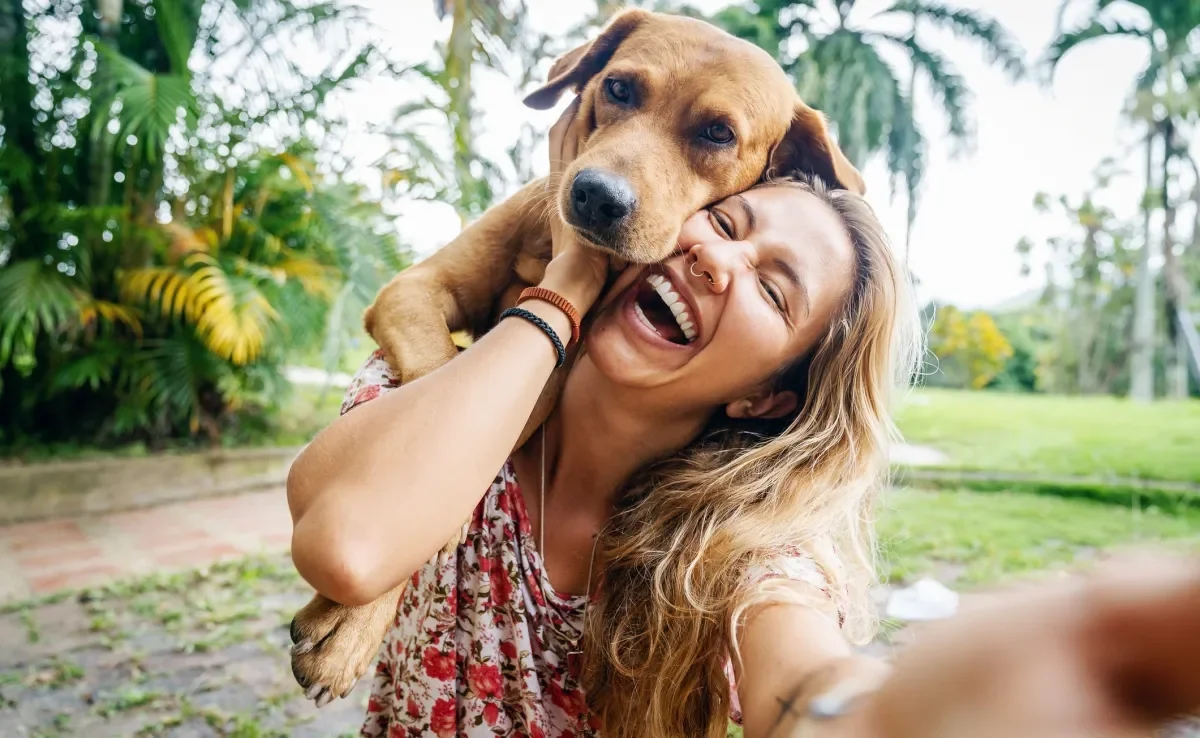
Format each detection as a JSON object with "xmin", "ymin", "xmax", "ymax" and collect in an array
[{"xmin": 3, "ymin": 0, "xmax": 1199, "ymax": 458}]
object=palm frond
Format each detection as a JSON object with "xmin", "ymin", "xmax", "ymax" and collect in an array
[
  {"xmin": 93, "ymin": 44, "xmax": 199, "ymax": 162},
  {"xmin": 875, "ymin": 31, "xmax": 973, "ymax": 145},
  {"xmin": 120, "ymin": 255, "xmax": 280, "ymax": 365},
  {"xmin": 50, "ymin": 343, "xmax": 124, "ymax": 393},
  {"xmin": 78, "ymin": 299, "xmax": 143, "ymax": 337},
  {"xmin": 277, "ymin": 256, "xmax": 338, "ymax": 299},
  {"xmin": 0, "ymin": 261, "xmax": 84, "ymax": 371},
  {"xmin": 1043, "ymin": 19, "xmax": 1152, "ymax": 79},
  {"xmin": 152, "ymin": 0, "xmax": 198, "ymax": 76},
  {"xmin": 883, "ymin": 0, "xmax": 1027, "ymax": 80}
]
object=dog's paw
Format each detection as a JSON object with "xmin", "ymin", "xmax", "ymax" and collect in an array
[{"xmin": 289, "ymin": 591, "xmax": 400, "ymax": 707}]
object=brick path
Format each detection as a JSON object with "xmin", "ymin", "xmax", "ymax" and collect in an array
[{"xmin": 0, "ymin": 489, "xmax": 292, "ymax": 603}]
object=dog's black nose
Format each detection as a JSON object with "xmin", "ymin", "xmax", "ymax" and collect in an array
[{"xmin": 570, "ymin": 168, "xmax": 636, "ymax": 233}]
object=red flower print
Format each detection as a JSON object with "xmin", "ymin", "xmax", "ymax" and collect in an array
[
  {"xmin": 430, "ymin": 698, "xmax": 457, "ymax": 737},
  {"xmin": 468, "ymin": 662, "xmax": 503, "ymax": 700},
  {"xmin": 549, "ymin": 679, "xmax": 589, "ymax": 720},
  {"xmin": 531, "ymin": 723, "xmax": 545, "ymax": 738},
  {"xmin": 483, "ymin": 702, "xmax": 500, "ymax": 726},
  {"xmin": 491, "ymin": 566, "xmax": 513, "ymax": 607},
  {"xmin": 422, "ymin": 647, "xmax": 455, "ymax": 680},
  {"xmin": 406, "ymin": 697, "xmax": 421, "ymax": 719},
  {"xmin": 478, "ymin": 555, "xmax": 492, "ymax": 576},
  {"xmin": 352, "ymin": 384, "xmax": 381, "ymax": 407},
  {"xmin": 500, "ymin": 640, "xmax": 517, "ymax": 660}
]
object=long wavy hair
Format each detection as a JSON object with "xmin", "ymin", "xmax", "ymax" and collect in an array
[{"xmin": 581, "ymin": 175, "xmax": 923, "ymax": 738}]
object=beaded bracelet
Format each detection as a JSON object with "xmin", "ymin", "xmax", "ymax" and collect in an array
[{"xmin": 499, "ymin": 307, "xmax": 567, "ymax": 368}]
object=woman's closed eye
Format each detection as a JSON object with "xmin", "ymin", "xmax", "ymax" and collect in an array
[
  {"xmin": 708, "ymin": 207, "xmax": 733, "ymax": 239},
  {"xmin": 759, "ymin": 276, "xmax": 786, "ymax": 314}
]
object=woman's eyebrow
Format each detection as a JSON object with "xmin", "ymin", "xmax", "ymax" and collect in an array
[{"xmin": 774, "ymin": 257, "xmax": 811, "ymax": 317}]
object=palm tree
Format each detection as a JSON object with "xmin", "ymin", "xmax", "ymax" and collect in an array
[
  {"xmin": 701, "ymin": 0, "xmax": 1025, "ymax": 261},
  {"xmin": 1046, "ymin": 0, "xmax": 1200, "ymax": 401},
  {"xmin": 0, "ymin": 0, "xmax": 405, "ymax": 445},
  {"xmin": 393, "ymin": 1, "xmax": 529, "ymax": 223}
]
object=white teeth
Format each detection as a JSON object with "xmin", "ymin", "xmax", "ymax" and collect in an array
[
  {"xmin": 643, "ymin": 274, "xmax": 698, "ymax": 343},
  {"xmin": 633, "ymin": 300, "xmax": 657, "ymax": 334}
]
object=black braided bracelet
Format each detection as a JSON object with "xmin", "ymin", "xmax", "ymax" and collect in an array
[{"xmin": 499, "ymin": 307, "xmax": 567, "ymax": 368}]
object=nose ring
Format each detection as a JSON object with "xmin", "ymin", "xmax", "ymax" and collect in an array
[{"xmin": 690, "ymin": 259, "xmax": 714, "ymax": 285}]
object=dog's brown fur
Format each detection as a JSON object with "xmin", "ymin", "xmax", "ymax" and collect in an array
[{"xmin": 289, "ymin": 9, "xmax": 864, "ymax": 704}]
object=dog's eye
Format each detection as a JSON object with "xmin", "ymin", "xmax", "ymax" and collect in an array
[
  {"xmin": 701, "ymin": 123, "xmax": 735, "ymax": 145},
  {"xmin": 605, "ymin": 78, "xmax": 633, "ymax": 105}
]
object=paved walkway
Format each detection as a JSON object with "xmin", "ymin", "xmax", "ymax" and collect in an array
[{"xmin": 0, "ymin": 489, "xmax": 292, "ymax": 603}]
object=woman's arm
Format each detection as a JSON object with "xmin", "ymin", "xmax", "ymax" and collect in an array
[
  {"xmin": 289, "ymin": 297, "xmax": 569, "ymax": 606},
  {"xmin": 735, "ymin": 581, "xmax": 888, "ymax": 738},
  {"xmin": 290, "ymin": 99, "xmax": 602, "ymax": 607}
]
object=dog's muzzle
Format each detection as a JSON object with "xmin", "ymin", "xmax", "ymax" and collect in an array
[{"xmin": 567, "ymin": 168, "xmax": 637, "ymax": 248}]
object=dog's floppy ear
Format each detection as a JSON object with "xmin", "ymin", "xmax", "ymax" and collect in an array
[
  {"xmin": 523, "ymin": 9, "xmax": 650, "ymax": 110},
  {"xmin": 770, "ymin": 103, "xmax": 865, "ymax": 195}
]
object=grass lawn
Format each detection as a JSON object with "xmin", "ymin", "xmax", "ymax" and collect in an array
[
  {"xmin": 895, "ymin": 388, "xmax": 1200, "ymax": 484},
  {"xmin": 879, "ymin": 487, "xmax": 1200, "ymax": 586}
]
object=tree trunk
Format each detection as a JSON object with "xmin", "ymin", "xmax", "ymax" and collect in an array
[
  {"xmin": 1129, "ymin": 130, "xmax": 1156, "ymax": 401},
  {"xmin": 1077, "ymin": 224, "xmax": 1100, "ymax": 393},
  {"xmin": 1159, "ymin": 120, "xmax": 1198, "ymax": 397},
  {"xmin": 445, "ymin": 0, "xmax": 478, "ymax": 224},
  {"xmin": 904, "ymin": 18, "xmax": 918, "ymax": 266},
  {"xmin": 0, "ymin": 0, "xmax": 48, "ymax": 260}
]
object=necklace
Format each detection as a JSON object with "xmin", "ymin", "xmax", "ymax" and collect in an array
[{"xmin": 540, "ymin": 426, "xmax": 599, "ymax": 680}]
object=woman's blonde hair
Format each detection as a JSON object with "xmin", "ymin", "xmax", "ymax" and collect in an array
[{"xmin": 582, "ymin": 175, "xmax": 924, "ymax": 737}]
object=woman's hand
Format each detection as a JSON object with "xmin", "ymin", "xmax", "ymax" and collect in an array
[
  {"xmin": 828, "ymin": 554, "xmax": 1200, "ymax": 738},
  {"xmin": 538, "ymin": 97, "xmax": 610, "ymax": 315}
]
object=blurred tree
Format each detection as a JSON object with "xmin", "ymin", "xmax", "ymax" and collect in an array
[
  {"xmin": 1015, "ymin": 162, "xmax": 1141, "ymax": 395},
  {"xmin": 0, "ymin": 0, "xmax": 407, "ymax": 449},
  {"xmin": 925, "ymin": 303, "xmax": 1014, "ymax": 389},
  {"xmin": 690, "ymin": 0, "xmax": 1025, "ymax": 259},
  {"xmin": 379, "ymin": 0, "xmax": 534, "ymax": 223},
  {"xmin": 1046, "ymin": 0, "xmax": 1200, "ymax": 401}
]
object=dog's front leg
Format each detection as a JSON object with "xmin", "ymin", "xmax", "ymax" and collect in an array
[{"xmin": 289, "ymin": 583, "xmax": 405, "ymax": 706}]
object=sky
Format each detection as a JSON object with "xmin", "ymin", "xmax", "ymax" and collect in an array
[{"xmin": 331, "ymin": 0, "xmax": 1155, "ymax": 310}]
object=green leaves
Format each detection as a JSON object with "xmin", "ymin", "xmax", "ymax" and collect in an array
[
  {"xmin": 92, "ymin": 44, "xmax": 198, "ymax": 164},
  {"xmin": 1043, "ymin": 19, "xmax": 1152, "ymax": 78},
  {"xmin": 883, "ymin": 0, "xmax": 1026, "ymax": 81},
  {"xmin": 0, "ymin": 261, "xmax": 83, "ymax": 376}
]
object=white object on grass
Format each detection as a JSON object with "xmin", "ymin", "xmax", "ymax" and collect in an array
[{"xmin": 885, "ymin": 578, "xmax": 959, "ymax": 622}]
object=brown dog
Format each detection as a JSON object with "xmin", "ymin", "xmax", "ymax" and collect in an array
[{"xmin": 288, "ymin": 8, "xmax": 864, "ymax": 705}]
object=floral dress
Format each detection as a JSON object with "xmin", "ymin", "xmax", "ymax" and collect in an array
[{"xmin": 343, "ymin": 351, "xmax": 835, "ymax": 737}]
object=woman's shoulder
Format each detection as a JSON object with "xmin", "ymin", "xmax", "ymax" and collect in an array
[{"xmin": 745, "ymin": 547, "xmax": 832, "ymax": 594}]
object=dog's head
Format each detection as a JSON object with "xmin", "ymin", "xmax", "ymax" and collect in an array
[{"xmin": 524, "ymin": 9, "xmax": 863, "ymax": 263}]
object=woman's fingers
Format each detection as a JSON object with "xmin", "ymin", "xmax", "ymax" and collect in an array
[
  {"xmin": 549, "ymin": 97, "xmax": 583, "ymax": 178},
  {"xmin": 860, "ymin": 554, "xmax": 1200, "ymax": 738},
  {"xmin": 1078, "ymin": 554, "xmax": 1200, "ymax": 723}
]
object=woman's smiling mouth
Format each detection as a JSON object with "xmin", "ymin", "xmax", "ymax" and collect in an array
[{"xmin": 630, "ymin": 270, "xmax": 698, "ymax": 345}]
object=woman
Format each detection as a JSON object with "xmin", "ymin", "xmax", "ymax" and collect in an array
[{"xmin": 288, "ymin": 104, "xmax": 1200, "ymax": 738}]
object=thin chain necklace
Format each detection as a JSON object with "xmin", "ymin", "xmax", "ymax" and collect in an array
[{"xmin": 540, "ymin": 426, "xmax": 599, "ymax": 679}]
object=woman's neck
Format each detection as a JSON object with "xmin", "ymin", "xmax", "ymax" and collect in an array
[{"xmin": 540, "ymin": 358, "xmax": 710, "ymax": 515}]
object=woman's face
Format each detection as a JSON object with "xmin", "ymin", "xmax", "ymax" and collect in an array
[{"xmin": 586, "ymin": 185, "xmax": 856, "ymax": 419}]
